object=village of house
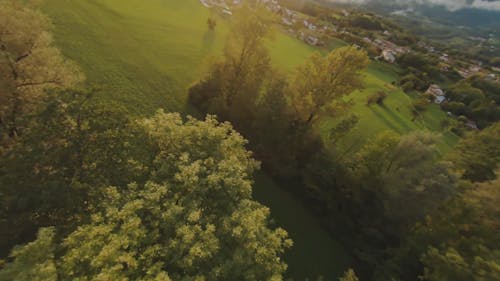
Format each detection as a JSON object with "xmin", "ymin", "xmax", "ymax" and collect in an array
[
  {"xmin": 200, "ymin": 0, "xmax": 498, "ymax": 74},
  {"xmin": 199, "ymin": 0, "xmax": 499, "ymax": 129}
]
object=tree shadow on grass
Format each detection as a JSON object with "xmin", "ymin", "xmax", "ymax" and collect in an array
[
  {"xmin": 201, "ymin": 30, "xmax": 216, "ymax": 53},
  {"xmin": 368, "ymin": 106, "xmax": 404, "ymax": 134},
  {"xmin": 380, "ymin": 104, "xmax": 415, "ymax": 132}
]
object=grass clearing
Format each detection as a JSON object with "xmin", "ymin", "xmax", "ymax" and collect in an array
[{"xmin": 43, "ymin": 0, "xmax": 229, "ymax": 114}]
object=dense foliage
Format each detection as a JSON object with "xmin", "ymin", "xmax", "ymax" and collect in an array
[
  {"xmin": 1, "ymin": 2, "xmax": 499, "ymax": 281},
  {"xmin": 0, "ymin": 102, "xmax": 292, "ymax": 280},
  {"xmin": 189, "ymin": 5, "xmax": 500, "ymax": 281},
  {"xmin": 442, "ymin": 78, "xmax": 500, "ymax": 129},
  {"xmin": 0, "ymin": 0, "xmax": 82, "ymax": 140}
]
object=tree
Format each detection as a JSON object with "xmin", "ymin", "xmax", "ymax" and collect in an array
[
  {"xmin": 454, "ymin": 122, "xmax": 500, "ymax": 182},
  {"xmin": 0, "ymin": 0, "xmax": 83, "ymax": 139},
  {"xmin": 1, "ymin": 110, "xmax": 292, "ymax": 280},
  {"xmin": 0, "ymin": 88, "xmax": 147, "ymax": 255},
  {"xmin": 290, "ymin": 46, "xmax": 369, "ymax": 126},
  {"xmin": 339, "ymin": 269, "xmax": 360, "ymax": 281},
  {"xmin": 416, "ymin": 178, "xmax": 500, "ymax": 281},
  {"xmin": 207, "ymin": 18, "xmax": 217, "ymax": 30},
  {"xmin": 0, "ymin": 228, "xmax": 57, "ymax": 281},
  {"xmin": 366, "ymin": 91, "xmax": 388, "ymax": 106},
  {"xmin": 357, "ymin": 132, "xmax": 456, "ymax": 222},
  {"xmin": 447, "ymin": 82, "xmax": 484, "ymax": 105},
  {"xmin": 189, "ymin": 5, "xmax": 274, "ymax": 128},
  {"xmin": 250, "ymin": 70, "xmax": 298, "ymax": 173},
  {"xmin": 490, "ymin": 57, "xmax": 500, "ymax": 68},
  {"xmin": 411, "ymin": 98, "xmax": 430, "ymax": 118},
  {"xmin": 344, "ymin": 131, "xmax": 458, "ymax": 278},
  {"xmin": 350, "ymin": 15, "xmax": 382, "ymax": 30},
  {"xmin": 442, "ymin": 101, "xmax": 467, "ymax": 116}
]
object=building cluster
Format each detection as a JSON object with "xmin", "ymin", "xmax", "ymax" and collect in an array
[
  {"xmin": 364, "ymin": 36, "xmax": 409, "ymax": 63},
  {"xmin": 199, "ymin": 0, "xmax": 237, "ymax": 16},
  {"xmin": 267, "ymin": 1, "xmax": 335, "ymax": 46},
  {"xmin": 425, "ymin": 84, "xmax": 446, "ymax": 104},
  {"xmin": 198, "ymin": 0, "xmax": 499, "ymax": 80}
]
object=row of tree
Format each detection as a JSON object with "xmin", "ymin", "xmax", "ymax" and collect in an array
[
  {"xmin": 442, "ymin": 77, "xmax": 500, "ymax": 129},
  {"xmin": 188, "ymin": 4, "xmax": 500, "ymax": 281}
]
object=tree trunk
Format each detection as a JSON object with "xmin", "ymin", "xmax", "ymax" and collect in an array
[{"xmin": 8, "ymin": 91, "xmax": 20, "ymax": 138}]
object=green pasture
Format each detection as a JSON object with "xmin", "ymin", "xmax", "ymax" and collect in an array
[{"xmin": 43, "ymin": 0, "xmax": 229, "ymax": 114}]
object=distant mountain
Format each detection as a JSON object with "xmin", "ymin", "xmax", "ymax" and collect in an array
[
  {"xmin": 386, "ymin": 5, "xmax": 500, "ymax": 28},
  {"xmin": 314, "ymin": 0, "xmax": 500, "ymax": 28}
]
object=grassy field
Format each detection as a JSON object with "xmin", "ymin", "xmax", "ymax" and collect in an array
[
  {"xmin": 253, "ymin": 173, "xmax": 352, "ymax": 281},
  {"xmin": 269, "ymin": 41, "xmax": 459, "ymax": 154},
  {"xmin": 320, "ymin": 62, "xmax": 459, "ymax": 154},
  {"xmin": 42, "ymin": 0, "xmax": 458, "ymax": 152},
  {"xmin": 41, "ymin": 0, "xmax": 458, "ymax": 279},
  {"xmin": 42, "ymin": 0, "xmax": 229, "ymax": 114}
]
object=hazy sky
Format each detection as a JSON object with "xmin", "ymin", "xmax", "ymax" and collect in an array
[{"xmin": 327, "ymin": 0, "xmax": 500, "ymax": 11}]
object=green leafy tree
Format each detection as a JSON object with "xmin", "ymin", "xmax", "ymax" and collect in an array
[
  {"xmin": 290, "ymin": 46, "xmax": 369, "ymax": 126},
  {"xmin": 491, "ymin": 57, "xmax": 500, "ymax": 67},
  {"xmin": 346, "ymin": 131, "xmax": 457, "ymax": 275},
  {"xmin": 0, "ymin": 0, "xmax": 83, "ymax": 139},
  {"xmin": 0, "ymin": 89, "xmax": 147, "ymax": 255},
  {"xmin": 1, "ymin": 110, "xmax": 292, "ymax": 280},
  {"xmin": 454, "ymin": 122, "xmax": 500, "ymax": 182},
  {"xmin": 207, "ymin": 18, "xmax": 216, "ymax": 30},
  {"xmin": 339, "ymin": 269, "xmax": 360, "ymax": 281},
  {"xmin": 416, "ymin": 178, "xmax": 500, "ymax": 281},
  {"xmin": 189, "ymin": 5, "xmax": 274, "ymax": 128},
  {"xmin": 0, "ymin": 228, "xmax": 57, "ymax": 281}
]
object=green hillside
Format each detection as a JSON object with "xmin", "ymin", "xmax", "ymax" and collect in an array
[
  {"xmin": 40, "ymin": 0, "xmax": 459, "ymax": 279},
  {"xmin": 42, "ymin": 0, "xmax": 458, "ymax": 152},
  {"xmin": 42, "ymin": 0, "xmax": 229, "ymax": 114}
]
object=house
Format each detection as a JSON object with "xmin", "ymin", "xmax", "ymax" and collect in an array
[
  {"xmin": 486, "ymin": 73, "xmax": 497, "ymax": 81},
  {"xmin": 470, "ymin": 65, "xmax": 482, "ymax": 73},
  {"xmin": 440, "ymin": 64, "xmax": 451, "ymax": 72},
  {"xmin": 373, "ymin": 38, "xmax": 408, "ymax": 55},
  {"xmin": 439, "ymin": 53, "xmax": 450, "ymax": 62},
  {"xmin": 306, "ymin": 35, "xmax": 319, "ymax": 46},
  {"xmin": 303, "ymin": 20, "xmax": 316, "ymax": 30},
  {"xmin": 425, "ymin": 84, "xmax": 446, "ymax": 104},
  {"xmin": 434, "ymin": 95, "xmax": 446, "ymax": 104},
  {"xmin": 200, "ymin": 0, "xmax": 211, "ymax": 8},
  {"xmin": 465, "ymin": 120, "xmax": 478, "ymax": 130},
  {"xmin": 458, "ymin": 68, "xmax": 471, "ymax": 78},
  {"xmin": 382, "ymin": 50, "xmax": 396, "ymax": 63},
  {"xmin": 282, "ymin": 17, "xmax": 293, "ymax": 26},
  {"xmin": 283, "ymin": 8, "xmax": 296, "ymax": 18}
]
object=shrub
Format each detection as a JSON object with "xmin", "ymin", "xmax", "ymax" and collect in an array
[{"xmin": 367, "ymin": 91, "xmax": 388, "ymax": 105}]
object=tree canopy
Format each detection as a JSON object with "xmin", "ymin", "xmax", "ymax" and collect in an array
[
  {"xmin": 1, "ymin": 110, "xmax": 292, "ymax": 281},
  {"xmin": 0, "ymin": 0, "xmax": 83, "ymax": 139}
]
